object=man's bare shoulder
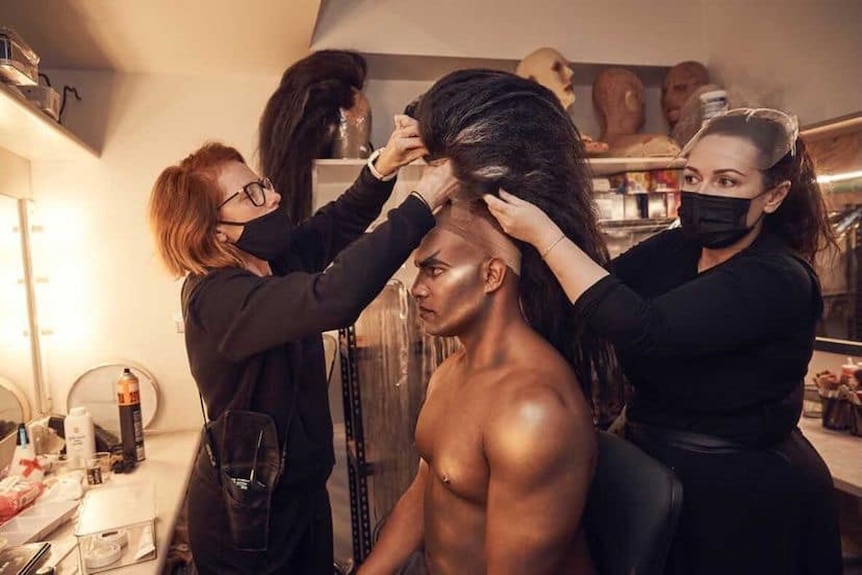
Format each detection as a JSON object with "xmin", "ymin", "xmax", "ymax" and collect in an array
[{"xmin": 483, "ymin": 369, "xmax": 596, "ymax": 481}]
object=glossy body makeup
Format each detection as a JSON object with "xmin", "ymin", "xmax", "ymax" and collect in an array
[{"xmin": 411, "ymin": 228, "xmax": 489, "ymax": 338}]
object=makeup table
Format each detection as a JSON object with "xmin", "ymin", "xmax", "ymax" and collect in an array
[
  {"xmin": 39, "ymin": 429, "xmax": 200, "ymax": 574},
  {"xmin": 799, "ymin": 416, "xmax": 862, "ymax": 497}
]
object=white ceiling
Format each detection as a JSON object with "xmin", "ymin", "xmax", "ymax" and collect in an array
[{"xmin": 0, "ymin": 0, "xmax": 322, "ymax": 74}]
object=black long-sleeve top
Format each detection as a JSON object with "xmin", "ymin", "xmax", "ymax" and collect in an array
[
  {"xmin": 575, "ymin": 229, "xmax": 822, "ymax": 445},
  {"xmin": 182, "ymin": 167, "xmax": 435, "ymax": 486}
]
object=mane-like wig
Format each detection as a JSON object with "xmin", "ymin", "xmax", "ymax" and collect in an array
[
  {"xmin": 259, "ymin": 50, "xmax": 367, "ymax": 224},
  {"xmin": 414, "ymin": 69, "xmax": 621, "ymax": 419}
]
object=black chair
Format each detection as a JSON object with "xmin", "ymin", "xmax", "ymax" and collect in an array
[{"xmin": 583, "ymin": 430, "xmax": 683, "ymax": 575}]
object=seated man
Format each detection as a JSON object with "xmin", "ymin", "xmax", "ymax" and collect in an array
[
  {"xmin": 593, "ymin": 67, "xmax": 681, "ymax": 157},
  {"xmin": 360, "ymin": 68, "xmax": 617, "ymax": 575},
  {"xmin": 358, "ymin": 199, "xmax": 597, "ymax": 575}
]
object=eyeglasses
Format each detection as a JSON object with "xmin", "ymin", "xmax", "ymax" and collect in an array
[{"xmin": 217, "ymin": 177, "xmax": 273, "ymax": 209}]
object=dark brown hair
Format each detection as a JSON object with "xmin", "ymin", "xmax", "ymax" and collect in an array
[
  {"xmin": 700, "ymin": 114, "xmax": 835, "ymax": 263},
  {"xmin": 415, "ymin": 69, "xmax": 617, "ymax": 413},
  {"xmin": 258, "ymin": 50, "xmax": 367, "ymax": 224}
]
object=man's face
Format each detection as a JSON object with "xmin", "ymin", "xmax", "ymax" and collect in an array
[{"xmin": 410, "ymin": 227, "xmax": 489, "ymax": 338}]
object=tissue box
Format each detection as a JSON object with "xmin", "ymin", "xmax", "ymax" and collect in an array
[{"xmin": 74, "ymin": 482, "xmax": 156, "ymax": 573}]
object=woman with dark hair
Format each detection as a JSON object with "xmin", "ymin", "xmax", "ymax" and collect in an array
[
  {"xmin": 412, "ymin": 68, "xmax": 618, "ymax": 416},
  {"xmin": 486, "ymin": 108, "xmax": 842, "ymax": 575},
  {"xmin": 259, "ymin": 49, "xmax": 370, "ymax": 224},
  {"xmin": 149, "ymin": 132, "xmax": 457, "ymax": 573}
]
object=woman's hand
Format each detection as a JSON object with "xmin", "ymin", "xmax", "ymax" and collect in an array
[
  {"xmin": 373, "ymin": 115, "xmax": 428, "ymax": 177},
  {"xmin": 483, "ymin": 189, "xmax": 563, "ymax": 252},
  {"xmin": 413, "ymin": 159, "xmax": 460, "ymax": 211}
]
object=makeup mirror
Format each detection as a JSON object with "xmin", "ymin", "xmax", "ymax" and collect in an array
[
  {"xmin": 0, "ymin": 191, "xmax": 40, "ymax": 430},
  {"xmin": 66, "ymin": 362, "xmax": 161, "ymax": 434},
  {"xmin": 0, "ymin": 375, "xmax": 32, "ymax": 467}
]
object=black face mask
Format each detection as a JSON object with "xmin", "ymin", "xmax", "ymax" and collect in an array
[
  {"xmin": 678, "ymin": 191, "xmax": 764, "ymax": 249},
  {"xmin": 220, "ymin": 209, "xmax": 293, "ymax": 261}
]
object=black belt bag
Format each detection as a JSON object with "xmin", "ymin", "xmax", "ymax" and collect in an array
[{"xmin": 203, "ymin": 409, "xmax": 287, "ymax": 551}]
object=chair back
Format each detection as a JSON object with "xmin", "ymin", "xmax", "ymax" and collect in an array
[{"xmin": 583, "ymin": 430, "xmax": 683, "ymax": 575}]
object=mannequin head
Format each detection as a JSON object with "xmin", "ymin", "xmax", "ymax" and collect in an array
[
  {"xmin": 592, "ymin": 68, "xmax": 645, "ymax": 138},
  {"xmin": 516, "ymin": 47, "xmax": 576, "ymax": 110},
  {"xmin": 662, "ymin": 61, "xmax": 709, "ymax": 129},
  {"xmin": 333, "ymin": 88, "xmax": 373, "ymax": 159}
]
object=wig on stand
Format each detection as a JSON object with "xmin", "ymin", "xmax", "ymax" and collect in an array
[{"xmin": 259, "ymin": 50, "xmax": 367, "ymax": 224}]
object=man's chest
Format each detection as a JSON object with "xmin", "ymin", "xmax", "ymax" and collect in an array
[{"xmin": 415, "ymin": 384, "xmax": 491, "ymax": 503}]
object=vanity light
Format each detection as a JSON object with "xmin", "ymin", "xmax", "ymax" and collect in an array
[{"xmin": 817, "ymin": 170, "xmax": 862, "ymax": 184}]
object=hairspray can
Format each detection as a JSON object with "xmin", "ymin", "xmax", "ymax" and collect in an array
[{"xmin": 117, "ymin": 368, "xmax": 146, "ymax": 462}]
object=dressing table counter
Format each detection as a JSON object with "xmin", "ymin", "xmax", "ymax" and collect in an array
[
  {"xmin": 799, "ymin": 417, "xmax": 862, "ymax": 497},
  {"xmin": 46, "ymin": 428, "xmax": 200, "ymax": 574}
]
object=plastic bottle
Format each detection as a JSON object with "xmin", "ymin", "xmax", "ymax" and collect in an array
[
  {"xmin": 700, "ymin": 89, "xmax": 728, "ymax": 122},
  {"xmin": 841, "ymin": 357, "xmax": 857, "ymax": 382},
  {"xmin": 10, "ymin": 423, "xmax": 44, "ymax": 481},
  {"xmin": 64, "ymin": 406, "xmax": 96, "ymax": 469},
  {"xmin": 117, "ymin": 368, "xmax": 146, "ymax": 462}
]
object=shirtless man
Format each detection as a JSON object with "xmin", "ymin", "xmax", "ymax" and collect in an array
[{"xmin": 357, "ymin": 199, "xmax": 596, "ymax": 575}]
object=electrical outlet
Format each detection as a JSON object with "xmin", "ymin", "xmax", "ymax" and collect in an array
[{"xmin": 173, "ymin": 313, "xmax": 184, "ymax": 333}]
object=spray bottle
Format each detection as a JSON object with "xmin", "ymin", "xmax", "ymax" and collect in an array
[{"xmin": 117, "ymin": 368, "xmax": 146, "ymax": 462}]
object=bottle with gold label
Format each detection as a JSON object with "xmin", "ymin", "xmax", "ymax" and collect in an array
[{"xmin": 117, "ymin": 367, "xmax": 146, "ymax": 462}]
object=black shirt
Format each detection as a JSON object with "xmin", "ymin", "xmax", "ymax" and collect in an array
[
  {"xmin": 575, "ymin": 229, "xmax": 822, "ymax": 445},
  {"xmin": 182, "ymin": 167, "xmax": 435, "ymax": 486}
]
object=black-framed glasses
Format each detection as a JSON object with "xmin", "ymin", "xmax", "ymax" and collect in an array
[{"xmin": 217, "ymin": 177, "xmax": 273, "ymax": 209}]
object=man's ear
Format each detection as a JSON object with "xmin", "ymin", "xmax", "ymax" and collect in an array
[
  {"xmin": 483, "ymin": 258, "xmax": 508, "ymax": 294},
  {"xmin": 763, "ymin": 180, "xmax": 791, "ymax": 214}
]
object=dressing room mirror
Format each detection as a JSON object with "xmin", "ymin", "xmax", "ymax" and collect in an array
[
  {"xmin": 66, "ymin": 363, "xmax": 161, "ymax": 434},
  {"xmin": 0, "ymin": 375, "xmax": 32, "ymax": 466},
  {"xmin": 803, "ymin": 113, "xmax": 862, "ymax": 352},
  {"xmin": 0, "ymin": 190, "xmax": 40, "ymax": 435},
  {"xmin": 0, "ymin": 375, "xmax": 31, "ymax": 435}
]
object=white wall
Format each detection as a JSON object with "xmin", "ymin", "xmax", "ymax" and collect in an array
[
  {"xmin": 25, "ymin": 70, "xmax": 280, "ymax": 430},
  {"xmin": 313, "ymin": 0, "xmax": 707, "ymax": 66},
  {"xmin": 704, "ymin": 0, "xmax": 862, "ymax": 126},
  {"xmin": 318, "ymin": 0, "xmax": 860, "ymax": 129}
]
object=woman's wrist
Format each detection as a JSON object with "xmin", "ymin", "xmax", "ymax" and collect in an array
[
  {"xmin": 534, "ymin": 225, "xmax": 565, "ymax": 255},
  {"xmin": 368, "ymin": 148, "xmax": 397, "ymax": 181},
  {"xmin": 541, "ymin": 233, "xmax": 566, "ymax": 259}
]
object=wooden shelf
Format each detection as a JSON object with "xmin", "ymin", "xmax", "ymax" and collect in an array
[
  {"xmin": 314, "ymin": 158, "xmax": 423, "ymax": 187},
  {"xmin": 314, "ymin": 156, "xmax": 684, "ymax": 187},
  {"xmin": 588, "ymin": 156, "xmax": 684, "ymax": 176},
  {"xmin": 0, "ymin": 82, "xmax": 98, "ymax": 162}
]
